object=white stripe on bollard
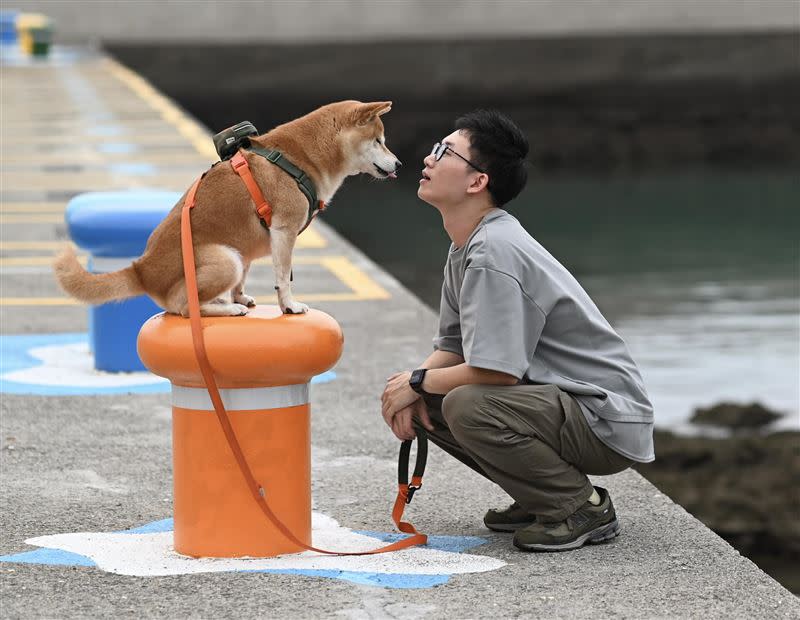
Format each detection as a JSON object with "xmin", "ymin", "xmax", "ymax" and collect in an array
[
  {"xmin": 171, "ymin": 384, "xmax": 309, "ymax": 411},
  {"xmin": 89, "ymin": 256, "xmax": 140, "ymax": 273}
]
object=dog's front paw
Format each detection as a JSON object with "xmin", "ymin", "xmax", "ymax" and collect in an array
[
  {"xmin": 234, "ymin": 293, "xmax": 256, "ymax": 307},
  {"xmin": 282, "ymin": 300, "xmax": 309, "ymax": 315}
]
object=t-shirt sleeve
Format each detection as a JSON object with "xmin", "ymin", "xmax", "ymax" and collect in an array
[
  {"xmin": 459, "ymin": 267, "xmax": 546, "ymax": 379},
  {"xmin": 432, "ymin": 279, "xmax": 464, "ymax": 356}
]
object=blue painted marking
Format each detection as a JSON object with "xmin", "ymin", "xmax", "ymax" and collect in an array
[
  {"xmin": 98, "ymin": 143, "xmax": 137, "ymax": 154},
  {"xmin": 88, "ymin": 125, "xmax": 123, "ymax": 137},
  {"xmin": 1, "ymin": 333, "xmax": 88, "ymax": 373},
  {"xmin": 0, "ymin": 378, "xmax": 170, "ymax": 396},
  {"xmin": 118, "ymin": 519, "xmax": 174, "ymax": 534},
  {"xmin": 355, "ymin": 530, "xmax": 489, "ymax": 554},
  {"xmin": 248, "ymin": 568, "xmax": 449, "ymax": 589},
  {"xmin": 0, "ymin": 333, "xmax": 337, "ymax": 396},
  {"xmin": 0, "ymin": 518, "xmax": 490, "ymax": 588},
  {"xmin": 0, "ymin": 332, "xmax": 169, "ymax": 396},
  {"xmin": 0, "ymin": 548, "xmax": 96, "ymax": 567}
]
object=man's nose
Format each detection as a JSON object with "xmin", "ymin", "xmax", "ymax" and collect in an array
[{"xmin": 423, "ymin": 153, "xmax": 436, "ymax": 167}]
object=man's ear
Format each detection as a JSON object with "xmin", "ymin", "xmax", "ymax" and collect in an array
[
  {"xmin": 353, "ymin": 101, "xmax": 392, "ymax": 126},
  {"xmin": 467, "ymin": 172, "xmax": 490, "ymax": 195}
]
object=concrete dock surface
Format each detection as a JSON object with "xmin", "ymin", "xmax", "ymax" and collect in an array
[{"xmin": 1, "ymin": 46, "xmax": 798, "ymax": 618}]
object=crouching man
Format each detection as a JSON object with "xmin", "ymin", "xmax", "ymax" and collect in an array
[{"xmin": 381, "ymin": 109, "xmax": 654, "ymax": 551}]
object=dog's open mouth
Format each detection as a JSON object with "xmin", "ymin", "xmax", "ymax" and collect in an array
[{"xmin": 374, "ymin": 164, "xmax": 397, "ymax": 179}]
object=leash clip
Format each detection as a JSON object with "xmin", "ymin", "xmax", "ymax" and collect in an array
[{"xmin": 406, "ymin": 483, "xmax": 421, "ymax": 504}]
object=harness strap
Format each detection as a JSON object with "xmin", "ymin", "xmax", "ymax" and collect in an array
[
  {"xmin": 231, "ymin": 151, "xmax": 272, "ymax": 227},
  {"xmin": 247, "ymin": 145, "xmax": 318, "ymax": 209},
  {"xmin": 230, "ymin": 149, "xmax": 326, "ymax": 235},
  {"xmin": 181, "ymin": 174, "xmax": 427, "ymax": 556}
]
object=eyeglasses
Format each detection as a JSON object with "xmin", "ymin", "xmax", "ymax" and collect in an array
[{"xmin": 430, "ymin": 142, "xmax": 485, "ymax": 173}]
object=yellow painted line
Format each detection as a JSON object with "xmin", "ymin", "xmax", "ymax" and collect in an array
[
  {"xmin": 1, "ymin": 255, "xmax": 346, "ymax": 267},
  {"xmin": 1, "ymin": 214, "xmax": 63, "ymax": 224},
  {"xmin": 0, "ymin": 255, "xmax": 389, "ymax": 304},
  {"xmin": 0, "ymin": 203, "xmax": 65, "ymax": 213},
  {"xmin": 16, "ymin": 134, "xmax": 197, "ymax": 145},
  {"xmin": 0, "ymin": 226, "xmax": 324, "ymax": 250},
  {"xmin": 1, "ymin": 298, "xmax": 80, "ymax": 306},
  {"xmin": 254, "ymin": 293, "xmax": 382, "ymax": 303},
  {"xmin": 2, "ymin": 153, "xmax": 208, "ymax": 165},
  {"xmin": 105, "ymin": 58, "xmax": 217, "ymax": 160},
  {"xmin": 0, "ymin": 241, "xmax": 71, "ymax": 250},
  {"xmin": 2, "ymin": 252, "xmax": 343, "ymax": 268},
  {"xmin": 1, "ymin": 292, "xmax": 381, "ymax": 306},
  {"xmin": 295, "ymin": 226, "xmax": 326, "ymax": 248},
  {"xmin": 318, "ymin": 256, "xmax": 391, "ymax": 300},
  {"xmin": 0, "ymin": 256, "xmax": 86, "ymax": 267}
]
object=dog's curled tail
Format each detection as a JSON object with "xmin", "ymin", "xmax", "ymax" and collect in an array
[{"xmin": 53, "ymin": 246, "xmax": 144, "ymax": 304}]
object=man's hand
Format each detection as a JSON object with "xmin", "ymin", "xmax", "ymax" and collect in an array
[
  {"xmin": 381, "ymin": 370, "xmax": 421, "ymax": 431},
  {"xmin": 389, "ymin": 398, "xmax": 435, "ymax": 441}
]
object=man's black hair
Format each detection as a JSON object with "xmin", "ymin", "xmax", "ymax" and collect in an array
[{"xmin": 454, "ymin": 109, "xmax": 529, "ymax": 207}]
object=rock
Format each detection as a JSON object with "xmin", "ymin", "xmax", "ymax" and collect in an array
[{"xmin": 690, "ymin": 401, "xmax": 783, "ymax": 429}]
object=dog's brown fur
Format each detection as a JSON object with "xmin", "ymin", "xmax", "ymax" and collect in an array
[{"xmin": 54, "ymin": 100, "xmax": 400, "ymax": 316}]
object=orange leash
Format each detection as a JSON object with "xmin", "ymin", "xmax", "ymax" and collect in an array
[{"xmin": 180, "ymin": 176, "xmax": 427, "ymax": 556}]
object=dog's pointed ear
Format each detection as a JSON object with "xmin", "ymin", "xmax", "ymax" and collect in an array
[{"xmin": 354, "ymin": 101, "xmax": 392, "ymax": 126}]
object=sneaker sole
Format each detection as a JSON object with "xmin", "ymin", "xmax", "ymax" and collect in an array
[
  {"xmin": 513, "ymin": 519, "xmax": 620, "ymax": 552},
  {"xmin": 484, "ymin": 521, "xmax": 536, "ymax": 533}
]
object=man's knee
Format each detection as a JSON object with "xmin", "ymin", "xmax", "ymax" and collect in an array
[{"xmin": 442, "ymin": 384, "xmax": 490, "ymax": 432}]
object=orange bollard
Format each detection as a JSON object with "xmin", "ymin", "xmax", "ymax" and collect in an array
[{"xmin": 137, "ymin": 306, "xmax": 343, "ymax": 558}]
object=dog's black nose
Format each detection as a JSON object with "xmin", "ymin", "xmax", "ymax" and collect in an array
[{"xmin": 395, "ymin": 161, "xmax": 403, "ymax": 170}]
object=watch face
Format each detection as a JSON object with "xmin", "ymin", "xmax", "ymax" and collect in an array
[{"xmin": 410, "ymin": 369, "xmax": 426, "ymax": 389}]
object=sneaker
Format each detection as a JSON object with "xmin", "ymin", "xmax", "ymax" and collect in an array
[
  {"xmin": 512, "ymin": 486, "xmax": 620, "ymax": 552},
  {"xmin": 484, "ymin": 501, "xmax": 536, "ymax": 532}
]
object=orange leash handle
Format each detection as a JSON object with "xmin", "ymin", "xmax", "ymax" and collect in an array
[{"xmin": 180, "ymin": 177, "xmax": 427, "ymax": 556}]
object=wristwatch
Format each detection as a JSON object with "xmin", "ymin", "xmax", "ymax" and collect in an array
[{"xmin": 408, "ymin": 368, "xmax": 428, "ymax": 394}]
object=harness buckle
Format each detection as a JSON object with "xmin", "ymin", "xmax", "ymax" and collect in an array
[
  {"xmin": 266, "ymin": 151, "xmax": 282, "ymax": 163},
  {"xmin": 406, "ymin": 483, "xmax": 421, "ymax": 504}
]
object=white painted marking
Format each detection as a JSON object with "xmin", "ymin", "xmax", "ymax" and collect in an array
[
  {"xmin": 172, "ymin": 384, "xmax": 309, "ymax": 411},
  {"xmin": 1, "ymin": 342, "xmax": 166, "ymax": 387},
  {"xmin": 25, "ymin": 512, "xmax": 506, "ymax": 578}
]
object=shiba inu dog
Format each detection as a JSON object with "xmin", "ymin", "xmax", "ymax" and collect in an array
[{"xmin": 54, "ymin": 100, "xmax": 400, "ymax": 316}]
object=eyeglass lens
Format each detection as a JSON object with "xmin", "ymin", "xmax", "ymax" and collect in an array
[{"xmin": 431, "ymin": 143, "xmax": 446, "ymax": 161}]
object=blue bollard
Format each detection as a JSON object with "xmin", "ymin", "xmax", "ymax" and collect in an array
[
  {"xmin": 0, "ymin": 10, "xmax": 19, "ymax": 45},
  {"xmin": 65, "ymin": 191, "xmax": 180, "ymax": 373}
]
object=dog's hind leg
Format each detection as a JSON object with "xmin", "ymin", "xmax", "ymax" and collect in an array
[
  {"xmin": 270, "ymin": 227, "xmax": 307, "ymax": 314},
  {"xmin": 166, "ymin": 244, "xmax": 248, "ymax": 317}
]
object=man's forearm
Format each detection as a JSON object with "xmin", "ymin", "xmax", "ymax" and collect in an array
[
  {"xmin": 422, "ymin": 363, "xmax": 518, "ymax": 395},
  {"xmin": 419, "ymin": 349, "xmax": 464, "ymax": 370}
]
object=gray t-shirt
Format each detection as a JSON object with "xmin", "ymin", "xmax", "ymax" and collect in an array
[{"xmin": 433, "ymin": 209, "xmax": 654, "ymax": 463}]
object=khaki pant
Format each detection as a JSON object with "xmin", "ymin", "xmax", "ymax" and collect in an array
[{"xmin": 416, "ymin": 383, "xmax": 633, "ymax": 521}]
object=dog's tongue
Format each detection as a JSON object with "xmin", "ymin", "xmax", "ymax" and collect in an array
[{"xmin": 388, "ymin": 172, "xmax": 397, "ymax": 179}]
